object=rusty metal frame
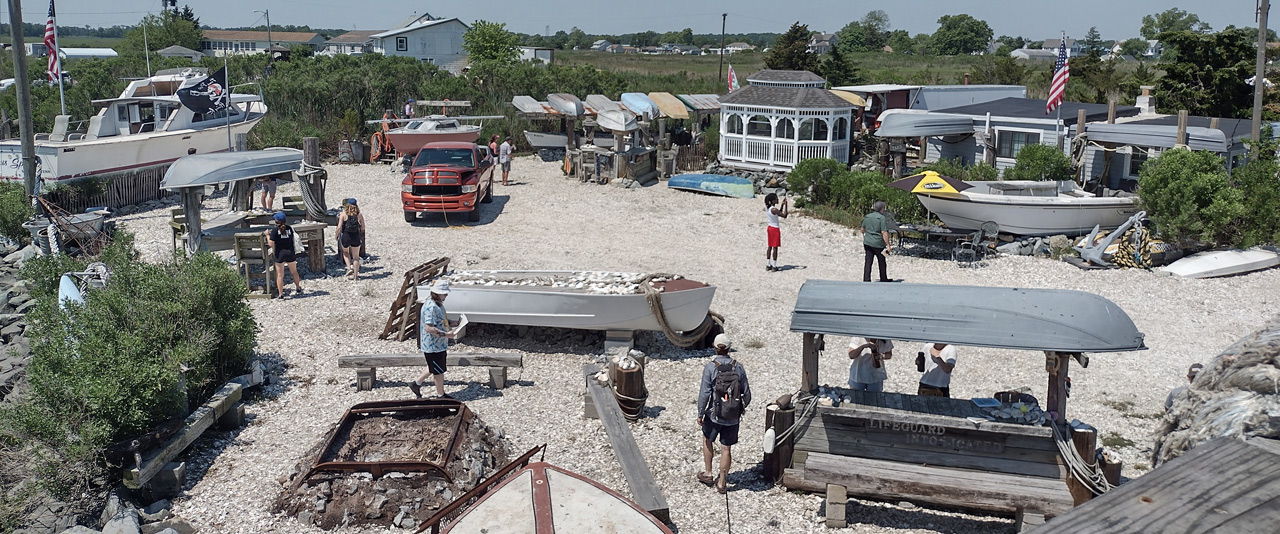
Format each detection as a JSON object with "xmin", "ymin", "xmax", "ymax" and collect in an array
[
  {"xmin": 416, "ymin": 444, "xmax": 548, "ymax": 534},
  {"xmin": 297, "ymin": 398, "xmax": 473, "ymax": 485}
]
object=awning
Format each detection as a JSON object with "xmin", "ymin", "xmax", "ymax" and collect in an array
[
  {"xmin": 789, "ymin": 280, "xmax": 1146, "ymax": 353},
  {"xmin": 828, "ymin": 90, "xmax": 867, "ymax": 107},
  {"xmin": 1085, "ymin": 123, "xmax": 1228, "ymax": 152},
  {"xmin": 874, "ymin": 112, "xmax": 975, "ymax": 138},
  {"xmin": 161, "ymin": 148, "xmax": 302, "ymax": 190}
]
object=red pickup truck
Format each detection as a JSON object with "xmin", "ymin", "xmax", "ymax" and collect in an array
[{"xmin": 401, "ymin": 142, "xmax": 494, "ymax": 223}]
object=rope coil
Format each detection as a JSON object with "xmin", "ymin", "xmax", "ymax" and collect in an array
[
  {"xmin": 632, "ymin": 272, "xmax": 722, "ymax": 348},
  {"xmin": 296, "ymin": 162, "xmax": 329, "ymax": 220},
  {"xmin": 1052, "ymin": 422, "xmax": 1116, "ymax": 495}
]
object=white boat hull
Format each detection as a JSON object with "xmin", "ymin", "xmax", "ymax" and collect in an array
[
  {"xmin": 418, "ymin": 273, "xmax": 715, "ymax": 332},
  {"xmin": 917, "ymin": 191, "xmax": 1139, "ymax": 236},
  {"xmin": 1160, "ymin": 247, "xmax": 1280, "ymax": 279}
]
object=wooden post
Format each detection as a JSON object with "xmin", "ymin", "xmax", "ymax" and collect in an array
[
  {"xmin": 919, "ymin": 136, "xmax": 927, "ymax": 164},
  {"xmin": 1175, "ymin": 110, "xmax": 1189, "ymax": 148},
  {"xmin": 802, "ymin": 333, "xmax": 819, "ymax": 393},
  {"xmin": 1045, "ymin": 352, "xmax": 1070, "ymax": 424},
  {"xmin": 763, "ymin": 403, "xmax": 796, "ymax": 483},
  {"xmin": 301, "ymin": 137, "xmax": 323, "ymax": 222},
  {"xmin": 1107, "ymin": 101, "xmax": 1116, "ymax": 124},
  {"xmin": 181, "ymin": 188, "xmax": 203, "ymax": 255},
  {"xmin": 984, "ymin": 126, "xmax": 996, "ymax": 166},
  {"xmin": 1209, "ymin": 117, "xmax": 1220, "ymax": 130},
  {"xmin": 234, "ymin": 132, "xmax": 248, "ymax": 152},
  {"xmin": 1067, "ymin": 421, "xmax": 1099, "ymax": 505},
  {"xmin": 1075, "ymin": 109, "xmax": 1088, "ymax": 183}
]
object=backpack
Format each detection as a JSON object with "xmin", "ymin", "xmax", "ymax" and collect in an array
[
  {"xmin": 712, "ymin": 359, "xmax": 744, "ymax": 421},
  {"xmin": 342, "ymin": 215, "xmax": 360, "ymax": 234}
]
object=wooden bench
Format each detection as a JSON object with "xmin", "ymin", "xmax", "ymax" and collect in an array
[
  {"xmin": 582, "ymin": 364, "xmax": 669, "ymax": 523},
  {"xmin": 802, "ymin": 451, "xmax": 1073, "ymax": 529},
  {"xmin": 338, "ymin": 352, "xmax": 522, "ymax": 391}
]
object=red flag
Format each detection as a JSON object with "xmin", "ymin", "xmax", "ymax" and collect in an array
[
  {"xmin": 44, "ymin": 0, "xmax": 59, "ymax": 82},
  {"xmin": 727, "ymin": 64, "xmax": 740, "ymax": 93},
  {"xmin": 1046, "ymin": 34, "xmax": 1069, "ymax": 114}
]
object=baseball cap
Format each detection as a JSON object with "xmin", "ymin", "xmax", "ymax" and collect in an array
[
  {"xmin": 348, "ymin": 198, "xmax": 357, "ymax": 205},
  {"xmin": 713, "ymin": 333, "xmax": 730, "ymax": 349},
  {"xmin": 273, "ymin": 212, "xmax": 286, "ymax": 222},
  {"xmin": 430, "ymin": 280, "xmax": 451, "ymax": 295}
]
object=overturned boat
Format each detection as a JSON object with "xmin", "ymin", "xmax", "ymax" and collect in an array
[
  {"xmin": 915, "ymin": 180, "xmax": 1140, "ymax": 236},
  {"xmin": 1160, "ymin": 247, "xmax": 1280, "ymax": 279},
  {"xmin": 418, "ymin": 271, "xmax": 715, "ymax": 332}
]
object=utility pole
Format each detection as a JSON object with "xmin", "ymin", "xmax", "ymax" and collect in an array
[
  {"xmin": 7, "ymin": 0, "xmax": 38, "ymax": 201},
  {"xmin": 1253, "ymin": 0, "xmax": 1270, "ymax": 146},
  {"xmin": 255, "ymin": 9, "xmax": 272, "ymax": 60},
  {"xmin": 719, "ymin": 13, "xmax": 727, "ymax": 83}
]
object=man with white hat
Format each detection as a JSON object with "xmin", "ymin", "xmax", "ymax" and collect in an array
[
  {"xmin": 696, "ymin": 333, "xmax": 751, "ymax": 494},
  {"xmin": 412, "ymin": 280, "xmax": 454, "ymax": 399}
]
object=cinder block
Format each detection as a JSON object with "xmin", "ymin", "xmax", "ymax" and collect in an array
[
  {"xmin": 147, "ymin": 462, "xmax": 186, "ymax": 499},
  {"xmin": 217, "ymin": 403, "xmax": 246, "ymax": 430},
  {"xmin": 825, "ymin": 483, "xmax": 847, "ymax": 528},
  {"xmin": 356, "ymin": 368, "xmax": 376, "ymax": 391},
  {"xmin": 488, "ymin": 367, "xmax": 507, "ymax": 389}
]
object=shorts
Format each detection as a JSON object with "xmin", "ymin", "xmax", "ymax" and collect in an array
[
  {"xmin": 340, "ymin": 232, "xmax": 363, "ymax": 248},
  {"xmin": 767, "ymin": 225, "xmax": 781, "ymax": 248},
  {"xmin": 848, "ymin": 380, "xmax": 884, "ymax": 392},
  {"xmin": 273, "ymin": 248, "xmax": 296, "ymax": 264},
  {"xmin": 260, "ymin": 179, "xmax": 277, "ymax": 194},
  {"xmin": 701, "ymin": 419, "xmax": 739, "ymax": 446},
  {"xmin": 424, "ymin": 351, "xmax": 447, "ymax": 375},
  {"xmin": 501, "ymin": 160, "xmax": 511, "ymax": 172}
]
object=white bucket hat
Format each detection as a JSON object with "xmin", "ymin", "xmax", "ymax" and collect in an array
[{"xmin": 430, "ymin": 280, "xmax": 451, "ymax": 295}]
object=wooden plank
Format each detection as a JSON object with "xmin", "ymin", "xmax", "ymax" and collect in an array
[
  {"xmin": 793, "ymin": 428, "xmax": 1065, "ymax": 479},
  {"xmin": 583, "ymin": 364, "xmax": 669, "ymax": 522},
  {"xmin": 801, "ymin": 333, "xmax": 819, "ymax": 393},
  {"xmin": 782, "ymin": 467, "xmax": 825, "ymax": 492},
  {"xmin": 821, "ymin": 405, "xmax": 1054, "ymax": 439},
  {"xmin": 338, "ymin": 353, "xmax": 523, "ymax": 369},
  {"xmin": 799, "ymin": 414, "xmax": 1063, "ymax": 464},
  {"xmin": 124, "ymin": 382, "xmax": 243, "ymax": 488},
  {"xmin": 803, "ymin": 451, "xmax": 1074, "ymax": 516}
]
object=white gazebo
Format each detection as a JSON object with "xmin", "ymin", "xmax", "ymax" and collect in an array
[{"xmin": 719, "ymin": 70, "xmax": 855, "ymax": 171}]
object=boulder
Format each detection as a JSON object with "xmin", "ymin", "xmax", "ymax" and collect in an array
[
  {"xmin": 102, "ymin": 508, "xmax": 140, "ymax": 534},
  {"xmin": 139, "ymin": 520, "xmax": 195, "ymax": 534},
  {"xmin": 57, "ymin": 527, "xmax": 101, "ymax": 534}
]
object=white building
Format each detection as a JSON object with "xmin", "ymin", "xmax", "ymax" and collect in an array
[
  {"xmin": 369, "ymin": 18, "xmax": 468, "ymax": 74},
  {"xmin": 719, "ymin": 70, "xmax": 855, "ymax": 171},
  {"xmin": 320, "ymin": 30, "xmax": 383, "ymax": 56},
  {"xmin": 200, "ymin": 30, "xmax": 326, "ymax": 57},
  {"xmin": 519, "ymin": 46, "xmax": 553, "ymax": 65}
]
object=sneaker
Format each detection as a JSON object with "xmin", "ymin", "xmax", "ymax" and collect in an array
[
  {"xmin": 295, "ymin": 287, "xmax": 304, "ymax": 295},
  {"xmin": 439, "ymin": 393, "xmax": 455, "ymax": 400},
  {"xmin": 408, "ymin": 381, "xmax": 422, "ymax": 398}
]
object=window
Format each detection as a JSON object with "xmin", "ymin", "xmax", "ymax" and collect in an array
[
  {"xmin": 834, "ymin": 117, "xmax": 848, "ymax": 140},
  {"xmin": 396, "ymin": 37, "xmax": 408, "ymax": 51},
  {"xmin": 996, "ymin": 130, "xmax": 1040, "ymax": 159},
  {"xmin": 726, "ymin": 115, "xmax": 743, "ymax": 135},
  {"xmin": 746, "ymin": 115, "xmax": 771, "ymax": 137},
  {"xmin": 799, "ymin": 118, "xmax": 829, "ymax": 141},
  {"xmin": 1129, "ymin": 147, "xmax": 1154, "ymax": 177},
  {"xmin": 777, "ymin": 119, "xmax": 795, "ymax": 140}
]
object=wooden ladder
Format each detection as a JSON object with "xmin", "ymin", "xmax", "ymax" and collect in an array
[{"xmin": 379, "ymin": 257, "xmax": 451, "ymax": 341}]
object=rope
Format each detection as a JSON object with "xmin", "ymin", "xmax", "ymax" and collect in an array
[
  {"xmin": 1111, "ymin": 221, "xmax": 1152, "ymax": 270},
  {"xmin": 297, "ymin": 161, "xmax": 329, "ymax": 220},
  {"xmin": 633, "ymin": 273, "xmax": 723, "ymax": 348},
  {"xmin": 1052, "ymin": 422, "xmax": 1115, "ymax": 495}
]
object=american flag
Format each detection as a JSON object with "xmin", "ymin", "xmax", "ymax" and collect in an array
[
  {"xmin": 44, "ymin": 0, "xmax": 59, "ymax": 82},
  {"xmin": 1046, "ymin": 34, "xmax": 1069, "ymax": 114}
]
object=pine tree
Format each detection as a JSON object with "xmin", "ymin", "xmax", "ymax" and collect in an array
[
  {"xmin": 765, "ymin": 22, "xmax": 819, "ymax": 72},
  {"xmin": 818, "ymin": 46, "xmax": 861, "ymax": 86}
]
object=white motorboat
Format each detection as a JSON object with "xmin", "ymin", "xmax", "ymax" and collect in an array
[
  {"xmin": 0, "ymin": 68, "xmax": 266, "ymax": 186},
  {"xmin": 1160, "ymin": 247, "xmax": 1280, "ymax": 279},
  {"xmin": 418, "ymin": 271, "xmax": 716, "ymax": 332},
  {"xmin": 915, "ymin": 180, "xmax": 1140, "ymax": 236}
]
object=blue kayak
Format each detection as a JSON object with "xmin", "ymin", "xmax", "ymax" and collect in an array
[{"xmin": 668, "ymin": 174, "xmax": 755, "ymax": 199}]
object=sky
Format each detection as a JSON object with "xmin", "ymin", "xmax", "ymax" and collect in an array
[{"xmin": 8, "ymin": 0, "xmax": 1268, "ymax": 41}]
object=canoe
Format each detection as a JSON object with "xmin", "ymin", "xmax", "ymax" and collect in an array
[
  {"xmin": 584, "ymin": 94, "xmax": 621, "ymax": 113},
  {"xmin": 647, "ymin": 92, "xmax": 689, "ymax": 120},
  {"xmin": 548, "ymin": 93, "xmax": 584, "ymax": 117},
  {"xmin": 621, "ymin": 93, "xmax": 659, "ymax": 120},
  {"xmin": 596, "ymin": 109, "xmax": 638, "ymax": 132},
  {"xmin": 1160, "ymin": 247, "xmax": 1280, "ymax": 279},
  {"xmin": 160, "ymin": 148, "xmax": 302, "ymax": 190},
  {"xmin": 915, "ymin": 180, "xmax": 1140, "ymax": 236},
  {"xmin": 419, "ymin": 271, "xmax": 715, "ymax": 332},
  {"xmin": 668, "ymin": 174, "xmax": 754, "ymax": 199},
  {"xmin": 441, "ymin": 462, "xmax": 673, "ymax": 534}
]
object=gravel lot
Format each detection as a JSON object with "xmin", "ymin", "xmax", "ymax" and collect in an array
[{"xmin": 113, "ymin": 155, "xmax": 1280, "ymax": 533}]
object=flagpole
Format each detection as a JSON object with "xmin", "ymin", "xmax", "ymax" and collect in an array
[
  {"xmin": 51, "ymin": 1, "xmax": 64, "ymax": 115},
  {"xmin": 224, "ymin": 51, "xmax": 232, "ymax": 152},
  {"xmin": 1055, "ymin": 31, "xmax": 1064, "ymax": 151}
]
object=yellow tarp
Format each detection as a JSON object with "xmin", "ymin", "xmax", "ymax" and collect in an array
[
  {"xmin": 647, "ymin": 92, "xmax": 690, "ymax": 119},
  {"xmin": 829, "ymin": 90, "xmax": 867, "ymax": 107}
]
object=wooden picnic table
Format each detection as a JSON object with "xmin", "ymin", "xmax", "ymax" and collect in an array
[{"xmin": 199, "ymin": 221, "xmax": 328, "ymax": 272}]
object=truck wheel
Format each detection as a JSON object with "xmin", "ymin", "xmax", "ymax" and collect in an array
[
  {"xmin": 404, "ymin": 210, "xmax": 416, "ymax": 223},
  {"xmin": 481, "ymin": 184, "xmax": 493, "ymax": 203},
  {"xmin": 467, "ymin": 208, "xmax": 481, "ymax": 222}
]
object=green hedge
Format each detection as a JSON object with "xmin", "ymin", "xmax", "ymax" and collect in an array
[
  {"xmin": 786, "ymin": 158, "xmax": 926, "ymax": 225},
  {"xmin": 1003, "ymin": 143, "xmax": 1073, "ymax": 181}
]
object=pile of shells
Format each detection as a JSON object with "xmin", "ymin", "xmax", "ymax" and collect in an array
[
  {"xmin": 445, "ymin": 270, "xmax": 679, "ymax": 295},
  {"xmin": 983, "ymin": 402, "xmax": 1047, "ymax": 425}
]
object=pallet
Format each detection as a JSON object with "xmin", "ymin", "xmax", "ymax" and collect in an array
[{"xmin": 379, "ymin": 257, "xmax": 451, "ymax": 341}]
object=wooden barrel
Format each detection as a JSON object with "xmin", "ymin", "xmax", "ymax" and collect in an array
[{"xmin": 613, "ymin": 365, "xmax": 647, "ymax": 422}]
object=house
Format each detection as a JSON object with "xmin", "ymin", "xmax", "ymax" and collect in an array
[
  {"xmin": 320, "ymin": 30, "xmax": 382, "ymax": 56},
  {"xmin": 1108, "ymin": 39, "xmax": 1162, "ymax": 59},
  {"xmin": 719, "ymin": 70, "xmax": 855, "ymax": 171},
  {"xmin": 807, "ymin": 33, "xmax": 838, "ymax": 54},
  {"xmin": 519, "ymin": 46, "xmax": 553, "ymax": 65},
  {"xmin": 724, "ymin": 42, "xmax": 755, "ymax": 54},
  {"xmin": 157, "ymin": 45, "xmax": 203, "ymax": 62},
  {"xmin": 1042, "ymin": 38, "xmax": 1084, "ymax": 57},
  {"xmin": 591, "ymin": 39, "xmax": 611, "ymax": 51},
  {"xmin": 1010, "ymin": 48, "xmax": 1058, "ymax": 61},
  {"xmin": 831, "ymin": 83, "xmax": 1025, "ymax": 131},
  {"xmin": 368, "ymin": 18, "xmax": 469, "ymax": 74},
  {"xmin": 24, "ymin": 43, "xmax": 48, "ymax": 56},
  {"xmin": 671, "ymin": 44, "xmax": 701, "ymax": 55},
  {"xmin": 200, "ymin": 30, "xmax": 326, "ymax": 56}
]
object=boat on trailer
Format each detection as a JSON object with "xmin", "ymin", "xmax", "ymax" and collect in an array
[
  {"xmin": 418, "ymin": 270, "xmax": 715, "ymax": 332},
  {"xmin": 915, "ymin": 180, "xmax": 1139, "ymax": 237}
]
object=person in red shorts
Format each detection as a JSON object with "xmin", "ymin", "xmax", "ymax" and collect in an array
[{"xmin": 764, "ymin": 192, "xmax": 789, "ymax": 271}]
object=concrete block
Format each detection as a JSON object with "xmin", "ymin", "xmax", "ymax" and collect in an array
[
  {"xmin": 488, "ymin": 367, "xmax": 507, "ymax": 389},
  {"xmin": 217, "ymin": 403, "xmax": 246, "ymax": 430},
  {"xmin": 824, "ymin": 483, "xmax": 847, "ymax": 528},
  {"xmin": 356, "ymin": 368, "xmax": 375, "ymax": 391},
  {"xmin": 147, "ymin": 462, "xmax": 185, "ymax": 499},
  {"xmin": 583, "ymin": 392, "xmax": 598, "ymax": 419}
]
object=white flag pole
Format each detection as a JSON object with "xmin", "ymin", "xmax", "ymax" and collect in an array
[{"xmin": 51, "ymin": 1, "xmax": 65, "ymax": 115}]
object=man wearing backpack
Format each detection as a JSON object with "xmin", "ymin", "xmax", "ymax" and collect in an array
[{"xmin": 696, "ymin": 334, "xmax": 751, "ymax": 494}]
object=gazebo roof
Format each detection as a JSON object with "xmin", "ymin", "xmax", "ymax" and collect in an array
[
  {"xmin": 747, "ymin": 69, "xmax": 825, "ymax": 83},
  {"xmin": 720, "ymin": 85, "xmax": 852, "ymax": 109}
]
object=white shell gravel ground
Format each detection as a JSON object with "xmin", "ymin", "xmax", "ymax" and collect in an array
[{"xmin": 111, "ymin": 155, "xmax": 1280, "ymax": 533}]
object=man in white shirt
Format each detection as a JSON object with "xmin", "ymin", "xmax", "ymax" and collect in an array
[
  {"xmin": 403, "ymin": 99, "xmax": 415, "ymax": 118},
  {"xmin": 918, "ymin": 342, "xmax": 957, "ymax": 397},
  {"xmin": 498, "ymin": 136, "xmax": 513, "ymax": 186},
  {"xmin": 848, "ymin": 338, "xmax": 893, "ymax": 392}
]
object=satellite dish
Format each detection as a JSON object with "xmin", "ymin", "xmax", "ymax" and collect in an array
[{"xmin": 762, "ymin": 427, "xmax": 776, "ymax": 454}]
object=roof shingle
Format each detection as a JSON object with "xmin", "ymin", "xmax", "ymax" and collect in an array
[{"xmin": 720, "ymin": 86, "xmax": 852, "ymax": 109}]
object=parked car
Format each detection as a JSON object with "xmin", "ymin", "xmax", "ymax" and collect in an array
[
  {"xmin": 0, "ymin": 79, "xmax": 13, "ymax": 91},
  {"xmin": 401, "ymin": 142, "xmax": 494, "ymax": 223}
]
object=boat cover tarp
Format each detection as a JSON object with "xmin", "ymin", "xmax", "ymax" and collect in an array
[
  {"xmin": 875, "ymin": 112, "xmax": 975, "ymax": 138},
  {"xmin": 160, "ymin": 148, "xmax": 301, "ymax": 190},
  {"xmin": 829, "ymin": 90, "xmax": 868, "ymax": 107},
  {"xmin": 789, "ymin": 280, "xmax": 1146, "ymax": 352},
  {"xmin": 1085, "ymin": 123, "xmax": 1228, "ymax": 152}
]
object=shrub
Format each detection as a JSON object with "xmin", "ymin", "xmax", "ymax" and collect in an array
[
  {"xmin": 1232, "ymin": 156, "xmax": 1280, "ymax": 247},
  {"xmin": 1003, "ymin": 143, "xmax": 1073, "ymax": 181},
  {"xmin": 1138, "ymin": 149, "xmax": 1243, "ymax": 246},
  {"xmin": 920, "ymin": 157, "xmax": 998, "ymax": 181},
  {"xmin": 786, "ymin": 158, "xmax": 846, "ymax": 204},
  {"xmin": 0, "ymin": 182, "xmax": 32, "ymax": 244}
]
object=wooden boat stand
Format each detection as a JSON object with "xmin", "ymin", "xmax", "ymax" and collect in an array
[{"xmin": 380, "ymin": 257, "xmax": 451, "ymax": 341}]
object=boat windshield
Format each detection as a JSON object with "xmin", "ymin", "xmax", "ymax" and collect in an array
[{"xmin": 414, "ymin": 148, "xmax": 475, "ymax": 168}]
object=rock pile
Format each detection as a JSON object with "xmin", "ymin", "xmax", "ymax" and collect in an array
[
  {"xmin": 467, "ymin": 322, "xmax": 604, "ymax": 349},
  {"xmin": 703, "ymin": 163, "xmax": 788, "ymax": 195},
  {"xmin": 0, "ymin": 238, "xmax": 38, "ymax": 403},
  {"xmin": 15, "ymin": 488, "xmax": 197, "ymax": 534}
]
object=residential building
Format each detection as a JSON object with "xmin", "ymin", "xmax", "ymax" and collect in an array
[
  {"xmin": 200, "ymin": 30, "xmax": 326, "ymax": 56},
  {"xmin": 591, "ymin": 39, "xmax": 611, "ymax": 51},
  {"xmin": 1042, "ymin": 38, "xmax": 1084, "ymax": 57},
  {"xmin": 157, "ymin": 45, "xmax": 203, "ymax": 62},
  {"xmin": 671, "ymin": 44, "xmax": 701, "ymax": 55},
  {"xmin": 719, "ymin": 70, "xmax": 854, "ymax": 171},
  {"xmin": 1010, "ymin": 48, "xmax": 1058, "ymax": 61},
  {"xmin": 807, "ymin": 33, "xmax": 838, "ymax": 54},
  {"xmin": 724, "ymin": 42, "xmax": 755, "ymax": 54},
  {"xmin": 368, "ymin": 18, "xmax": 469, "ymax": 74},
  {"xmin": 519, "ymin": 46, "xmax": 553, "ymax": 65},
  {"xmin": 321, "ymin": 30, "xmax": 382, "ymax": 56}
]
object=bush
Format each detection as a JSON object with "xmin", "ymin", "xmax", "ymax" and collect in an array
[
  {"xmin": 1138, "ymin": 149, "xmax": 1243, "ymax": 247},
  {"xmin": 919, "ymin": 157, "xmax": 999, "ymax": 181},
  {"xmin": 786, "ymin": 158, "xmax": 847, "ymax": 205},
  {"xmin": 0, "ymin": 182, "xmax": 32, "ymax": 244},
  {"xmin": 1003, "ymin": 143, "xmax": 1073, "ymax": 181},
  {"xmin": 5, "ymin": 233, "xmax": 256, "ymax": 497}
]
